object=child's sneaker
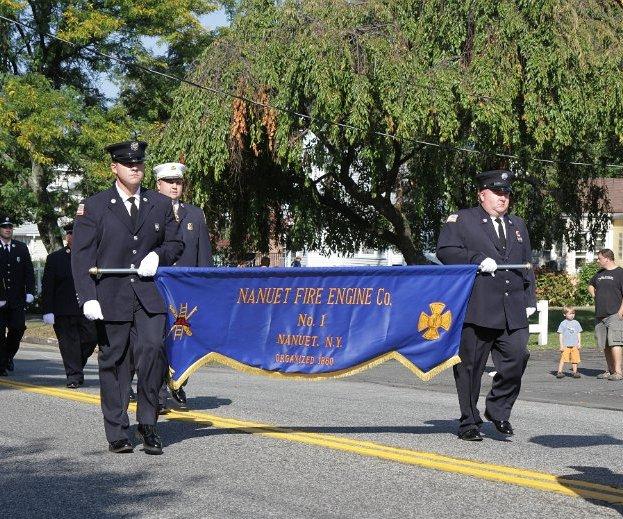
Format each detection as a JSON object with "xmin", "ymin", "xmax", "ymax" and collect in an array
[
  {"xmin": 556, "ymin": 371, "xmax": 565, "ymax": 379},
  {"xmin": 572, "ymin": 372, "xmax": 581, "ymax": 379},
  {"xmin": 597, "ymin": 371, "xmax": 611, "ymax": 379}
]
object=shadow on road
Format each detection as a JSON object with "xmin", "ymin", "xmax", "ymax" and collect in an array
[
  {"xmin": 186, "ymin": 396, "xmax": 233, "ymax": 410},
  {"xmin": 557, "ymin": 465, "xmax": 623, "ymax": 516},
  {"xmin": 0, "ymin": 438, "xmax": 174, "ymax": 518},
  {"xmin": 160, "ymin": 418, "xmax": 471, "ymax": 448},
  {"xmin": 529, "ymin": 434, "xmax": 623, "ymax": 449},
  {"xmin": 0, "ymin": 357, "xmax": 96, "ymax": 388}
]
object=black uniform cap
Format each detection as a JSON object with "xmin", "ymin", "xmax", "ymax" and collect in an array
[
  {"xmin": 105, "ymin": 141, "xmax": 147, "ymax": 164},
  {"xmin": 475, "ymin": 170, "xmax": 513, "ymax": 193},
  {"xmin": 0, "ymin": 215, "xmax": 14, "ymax": 227}
]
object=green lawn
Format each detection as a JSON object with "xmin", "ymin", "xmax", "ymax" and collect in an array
[{"xmin": 528, "ymin": 307, "xmax": 596, "ymax": 350}]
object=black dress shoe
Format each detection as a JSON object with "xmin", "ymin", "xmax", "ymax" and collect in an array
[
  {"xmin": 484, "ymin": 410, "xmax": 514, "ymax": 435},
  {"xmin": 128, "ymin": 387, "xmax": 136, "ymax": 402},
  {"xmin": 171, "ymin": 387, "xmax": 188, "ymax": 407},
  {"xmin": 66, "ymin": 381, "xmax": 79, "ymax": 389},
  {"xmin": 458, "ymin": 428, "xmax": 483, "ymax": 441},
  {"xmin": 108, "ymin": 439, "xmax": 134, "ymax": 453},
  {"xmin": 136, "ymin": 424, "xmax": 163, "ymax": 455},
  {"xmin": 7, "ymin": 359, "xmax": 14, "ymax": 371}
]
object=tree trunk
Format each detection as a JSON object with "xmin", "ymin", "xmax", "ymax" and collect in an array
[{"xmin": 28, "ymin": 159, "xmax": 62, "ymax": 254}]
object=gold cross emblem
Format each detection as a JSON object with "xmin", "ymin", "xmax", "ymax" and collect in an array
[{"xmin": 418, "ymin": 302, "xmax": 452, "ymax": 340}]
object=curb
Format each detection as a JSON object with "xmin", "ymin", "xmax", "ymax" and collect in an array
[{"xmin": 22, "ymin": 336, "xmax": 58, "ymax": 346}]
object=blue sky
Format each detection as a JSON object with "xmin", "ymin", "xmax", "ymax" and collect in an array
[{"xmin": 100, "ymin": 7, "xmax": 229, "ymax": 99}]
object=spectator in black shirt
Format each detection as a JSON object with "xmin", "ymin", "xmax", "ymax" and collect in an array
[{"xmin": 588, "ymin": 249, "xmax": 623, "ymax": 380}]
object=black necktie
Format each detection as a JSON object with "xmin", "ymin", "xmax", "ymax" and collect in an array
[
  {"xmin": 495, "ymin": 217, "xmax": 506, "ymax": 250},
  {"xmin": 128, "ymin": 196, "xmax": 138, "ymax": 228}
]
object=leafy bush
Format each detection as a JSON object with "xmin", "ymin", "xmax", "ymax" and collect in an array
[
  {"xmin": 536, "ymin": 271, "xmax": 576, "ymax": 307},
  {"xmin": 574, "ymin": 261, "xmax": 600, "ymax": 306}
]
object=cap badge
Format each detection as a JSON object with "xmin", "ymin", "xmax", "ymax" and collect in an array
[
  {"xmin": 171, "ymin": 165, "xmax": 177, "ymax": 170},
  {"xmin": 130, "ymin": 141, "xmax": 139, "ymax": 151},
  {"xmin": 501, "ymin": 172, "xmax": 508, "ymax": 180}
]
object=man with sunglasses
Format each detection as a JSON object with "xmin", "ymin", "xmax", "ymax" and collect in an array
[
  {"xmin": 436, "ymin": 170, "xmax": 536, "ymax": 441},
  {"xmin": 72, "ymin": 141, "xmax": 183, "ymax": 454},
  {"xmin": 154, "ymin": 162, "xmax": 213, "ymax": 409},
  {"xmin": 41, "ymin": 222, "xmax": 97, "ymax": 388},
  {"xmin": 0, "ymin": 215, "xmax": 35, "ymax": 376}
]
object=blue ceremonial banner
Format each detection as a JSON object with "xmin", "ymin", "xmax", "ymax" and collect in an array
[{"xmin": 154, "ymin": 265, "xmax": 478, "ymax": 389}]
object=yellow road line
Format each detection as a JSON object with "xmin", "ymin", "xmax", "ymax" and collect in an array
[{"xmin": 1, "ymin": 378, "xmax": 622, "ymax": 504}]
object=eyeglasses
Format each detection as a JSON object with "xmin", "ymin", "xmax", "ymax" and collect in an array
[{"xmin": 159, "ymin": 178, "xmax": 183, "ymax": 185}]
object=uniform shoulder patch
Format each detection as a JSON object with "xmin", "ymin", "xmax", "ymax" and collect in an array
[{"xmin": 446, "ymin": 214, "xmax": 458, "ymax": 223}]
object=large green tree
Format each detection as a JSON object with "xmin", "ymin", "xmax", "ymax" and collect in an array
[
  {"xmin": 0, "ymin": 0, "xmax": 215, "ymax": 251},
  {"xmin": 157, "ymin": 0, "xmax": 623, "ymax": 263}
]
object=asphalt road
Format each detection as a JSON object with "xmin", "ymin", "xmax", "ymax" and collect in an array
[{"xmin": 1, "ymin": 342, "xmax": 622, "ymax": 518}]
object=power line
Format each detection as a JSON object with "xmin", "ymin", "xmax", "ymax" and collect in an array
[{"xmin": 1, "ymin": 13, "xmax": 622, "ymax": 170}]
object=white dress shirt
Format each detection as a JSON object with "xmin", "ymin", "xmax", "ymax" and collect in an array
[
  {"xmin": 490, "ymin": 215, "xmax": 507, "ymax": 239},
  {"xmin": 115, "ymin": 182, "xmax": 141, "ymax": 215}
]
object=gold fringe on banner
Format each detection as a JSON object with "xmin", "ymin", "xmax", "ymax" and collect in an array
[{"xmin": 167, "ymin": 351, "xmax": 461, "ymax": 390}]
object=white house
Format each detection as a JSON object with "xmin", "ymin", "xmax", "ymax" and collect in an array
[{"xmin": 540, "ymin": 178, "xmax": 622, "ymax": 274}]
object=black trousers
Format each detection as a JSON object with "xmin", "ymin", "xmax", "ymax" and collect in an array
[
  {"xmin": 0, "ymin": 305, "xmax": 26, "ymax": 370},
  {"xmin": 53, "ymin": 315, "xmax": 97, "ymax": 384},
  {"xmin": 454, "ymin": 324, "xmax": 529, "ymax": 433},
  {"xmin": 96, "ymin": 296, "xmax": 167, "ymax": 443}
]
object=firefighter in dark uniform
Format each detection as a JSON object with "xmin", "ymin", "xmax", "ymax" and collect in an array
[
  {"xmin": 72, "ymin": 141, "xmax": 183, "ymax": 454},
  {"xmin": 41, "ymin": 222, "xmax": 97, "ymax": 388},
  {"xmin": 154, "ymin": 161, "xmax": 213, "ymax": 408},
  {"xmin": 0, "ymin": 215, "xmax": 35, "ymax": 376},
  {"xmin": 436, "ymin": 170, "xmax": 536, "ymax": 441}
]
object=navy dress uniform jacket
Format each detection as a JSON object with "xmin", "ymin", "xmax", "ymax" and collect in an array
[
  {"xmin": 0, "ymin": 240, "xmax": 35, "ymax": 308},
  {"xmin": 41, "ymin": 247, "xmax": 81, "ymax": 316},
  {"xmin": 71, "ymin": 185, "xmax": 184, "ymax": 321},
  {"xmin": 436, "ymin": 206, "xmax": 536, "ymax": 330},
  {"xmin": 175, "ymin": 203, "xmax": 213, "ymax": 267}
]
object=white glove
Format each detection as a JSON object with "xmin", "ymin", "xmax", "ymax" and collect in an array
[
  {"xmin": 526, "ymin": 307, "xmax": 536, "ymax": 317},
  {"xmin": 43, "ymin": 313, "xmax": 55, "ymax": 325},
  {"xmin": 0, "ymin": 301, "xmax": 5, "ymax": 308},
  {"xmin": 137, "ymin": 251, "xmax": 159, "ymax": 277},
  {"xmin": 479, "ymin": 257, "xmax": 497, "ymax": 274},
  {"xmin": 83, "ymin": 300, "xmax": 104, "ymax": 321},
  {"xmin": 25, "ymin": 293, "xmax": 34, "ymax": 304}
]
